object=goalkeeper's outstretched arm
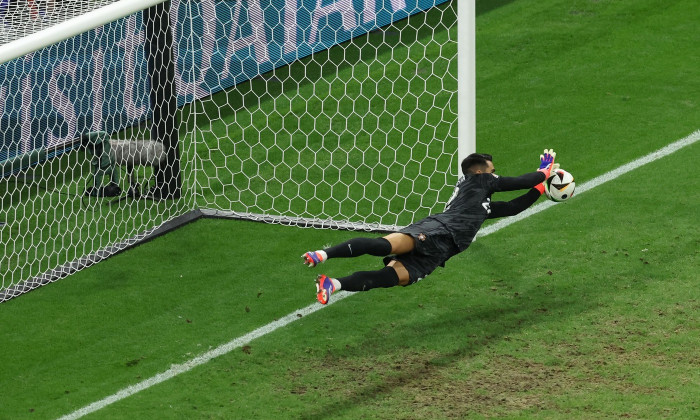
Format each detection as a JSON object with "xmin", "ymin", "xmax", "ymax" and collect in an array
[
  {"xmin": 493, "ymin": 171, "xmax": 546, "ymax": 192},
  {"xmin": 491, "ymin": 148, "xmax": 557, "ymax": 193},
  {"xmin": 488, "ymin": 187, "xmax": 543, "ymax": 219}
]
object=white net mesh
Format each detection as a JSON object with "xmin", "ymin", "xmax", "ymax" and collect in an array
[
  {"xmin": 0, "ymin": 0, "xmax": 119, "ymax": 43},
  {"xmin": 188, "ymin": 0, "xmax": 458, "ymax": 230},
  {"xmin": 0, "ymin": 0, "xmax": 458, "ymax": 301},
  {"xmin": 0, "ymin": 0, "xmax": 190, "ymax": 300}
]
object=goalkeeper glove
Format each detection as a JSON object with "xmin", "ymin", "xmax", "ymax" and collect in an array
[
  {"xmin": 549, "ymin": 163, "xmax": 560, "ymax": 176},
  {"xmin": 537, "ymin": 149, "xmax": 557, "ymax": 179},
  {"xmin": 534, "ymin": 163, "xmax": 560, "ymax": 195}
]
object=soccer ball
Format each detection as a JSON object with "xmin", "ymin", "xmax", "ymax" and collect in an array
[{"xmin": 545, "ymin": 169, "xmax": 576, "ymax": 202}]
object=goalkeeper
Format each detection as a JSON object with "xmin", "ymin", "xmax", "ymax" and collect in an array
[{"xmin": 302, "ymin": 150, "xmax": 558, "ymax": 305}]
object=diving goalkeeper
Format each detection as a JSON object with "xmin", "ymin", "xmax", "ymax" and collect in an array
[{"xmin": 302, "ymin": 150, "xmax": 558, "ymax": 305}]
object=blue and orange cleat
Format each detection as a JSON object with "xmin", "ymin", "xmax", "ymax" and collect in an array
[
  {"xmin": 315, "ymin": 274, "xmax": 335, "ymax": 305},
  {"xmin": 302, "ymin": 251, "xmax": 325, "ymax": 267}
]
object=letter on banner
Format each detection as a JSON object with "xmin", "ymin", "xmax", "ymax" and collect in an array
[
  {"xmin": 0, "ymin": 85, "xmax": 5, "ymax": 118},
  {"xmin": 92, "ymin": 28, "xmax": 105, "ymax": 132},
  {"xmin": 117, "ymin": 15, "xmax": 147, "ymax": 120},
  {"xmin": 170, "ymin": 0, "xmax": 215, "ymax": 98},
  {"xmin": 309, "ymin": 0, "xmax": 356, "ymax": 44},
  {"xmin": 283, "ymin": 0, "xmax": 297, "ymax": 55},
  {"xmin": 47, "ymin": 61, "xmax": 78, "ymax": 147},
  {"xmin": 223, "ymin": 0, "xmax": 270, "ymax": 79},
  {"xmin": 21, "ymin": 64, "xmax": 33, "ymax": 153},
  {"xmin": 362, "ymin": 0, "xmax": 407, "ymax": 24}
]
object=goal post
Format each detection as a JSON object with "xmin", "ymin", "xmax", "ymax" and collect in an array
[
  {"xmin": 0, "ymin": 0, "xmax": 473, "ymax": 301},
  {"xmin": 458, "ymin": 0, "xmax": 476, "ymax": 167}
]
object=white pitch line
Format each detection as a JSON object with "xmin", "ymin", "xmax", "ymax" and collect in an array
[
  {"xmin": 57, "ymin": 291, "xmax": 355, "ymax": 420},
  {"xmin": 58, "ymin": 129, "xmax": 700, "ymax": 420}
]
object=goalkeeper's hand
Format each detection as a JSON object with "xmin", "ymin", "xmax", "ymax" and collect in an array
[
  {"xmin": 534, "ymin": 162, "xmax": 560, "ymax": 195},
  {"xmin": 537, "ymin": 149, "xmax": 557, "ymax": 179}
]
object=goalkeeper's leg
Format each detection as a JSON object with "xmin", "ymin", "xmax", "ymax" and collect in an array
[
  {"xmin": 338, "ymin": 266, "xmax": 400, "ymax": 291},
  {"xmin": 303, "ymin": 233, "xmax": 415, "ymax": 267},
  {"xmin": 315, "ymin": 264, "xmax": 410, "ymax": 304},
  {"xmin": 315, "ymin": 259, "xmax": 413, "ymax": 304}
]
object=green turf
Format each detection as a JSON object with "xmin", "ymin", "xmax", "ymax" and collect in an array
[
  {"xmin": 1, "ymin": 0, "xmax": 700, "ymax": 418},
  {"xmin": 475, "ymin": 0, "xmax": 700, "ymax": 199},
  {"xmin": 1, "ymin": 142, "xmax": 697, "ymax": 419}
]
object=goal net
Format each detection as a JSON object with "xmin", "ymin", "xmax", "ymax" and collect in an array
[{"xmin": 0, "ymin": 0, "xmax": 460, "ymax": 301}]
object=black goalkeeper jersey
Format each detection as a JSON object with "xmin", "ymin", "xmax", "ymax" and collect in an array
[{"xmin": 430, "ymin": 171, "xmax": 545, "ymax": 251}]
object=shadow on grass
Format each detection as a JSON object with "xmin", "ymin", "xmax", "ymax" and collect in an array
[{"xmin": 296, "ymin": 261, "xmax": 631, "ymax": 418}]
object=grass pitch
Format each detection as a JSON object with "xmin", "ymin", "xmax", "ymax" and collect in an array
[
  {"xmin": 2, "ymin": 144, "xmax": 698, "ymax": 418},
  {"xmin": 1, "ymin": 0, "xmax": 700, "ymax": 418}
]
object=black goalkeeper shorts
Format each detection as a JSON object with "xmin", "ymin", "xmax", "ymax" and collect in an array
[{"xmin": 383, "ymin": 217, "xmax": 460, "ymax": 285}]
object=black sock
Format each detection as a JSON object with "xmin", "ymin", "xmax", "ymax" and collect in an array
[
  {"xmin": 324, "ymin": 237, "xmax": 392, "ymax": 259},
  {"xmin": 338, "ymin": 266, "xmax": 400, "ymax": 292}
]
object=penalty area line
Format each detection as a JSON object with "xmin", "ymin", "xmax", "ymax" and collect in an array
[{"xmin": 58, "ymin": 129, "xmax": 700, "ymax": 420}]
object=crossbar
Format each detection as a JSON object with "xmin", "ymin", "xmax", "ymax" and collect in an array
[{"xmin": 0, "ymin": 0, "xmax": 167, "ymax": 65}]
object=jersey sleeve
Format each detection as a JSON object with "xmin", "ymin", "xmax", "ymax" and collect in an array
[
  {"xmin": 487, "ymin": 188, "xmax": 542, "ymax": 219},
  {"xmin": 493, "ymin": 171, "xmax": 546, "ymax": 192}
]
